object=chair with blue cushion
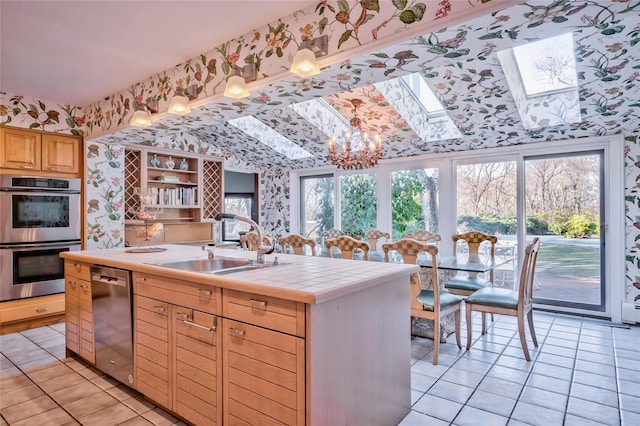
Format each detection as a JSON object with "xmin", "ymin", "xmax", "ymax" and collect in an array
[
  {"xmin": 402, "ymin": 230, "xmax": 441, "ymax": 246},
  {"xmin": 382, "ymin": 238, "xmax": 463, "ymax": 365},
  {"xmin": 465, "ymin": 237, "xmax": 541, "ymax": 361},
  {"xmin": 443, "ymin": 231, "xmax": 498, "ymax": 295}
]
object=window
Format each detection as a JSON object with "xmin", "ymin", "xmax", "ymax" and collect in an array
[
  {"xmin": 300, "ymin": 175, "xmax": 334, "ymax": 245},
  {"xmin": 391, "ymin": 168, "xmax": 439, "ymax": 240},
  {"xmin": 340, "ymin": 173, "xmax": 376, "ymax": 237}
]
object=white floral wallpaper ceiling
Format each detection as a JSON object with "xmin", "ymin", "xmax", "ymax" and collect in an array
[{"xmin": 1, "ymin": 0, "xmax": 639, "ymax": 305}]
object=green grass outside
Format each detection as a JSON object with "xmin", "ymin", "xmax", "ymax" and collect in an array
[{"xmin": 536, "ymin": 244, "xmax": 600, "ymax": 279}]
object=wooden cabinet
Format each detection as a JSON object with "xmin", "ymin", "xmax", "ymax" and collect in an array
[
  {"xmin": 64, "ymin": 260, "xmax": 94, "ymax": 364},
  {"xmin": 0, "ymin": 127, "xmax": 81, "ymax": 176},
  {"xmin": 124, "ymin": 146, "xmax": 223, "ymax": 245},
  {"xmin": 222, "ymin": 289, "xmax": 306, "ymax": 425},
  {"xmin": 0, "ymin": 294, "xmax": 65, "ymax": 335},
  {"xmin": 133, "ymin": 272, "xmax": 223, "ymax": 425}
]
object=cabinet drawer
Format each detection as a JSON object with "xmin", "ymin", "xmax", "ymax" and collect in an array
[
  {"xmin": 224, "ymin": 319, "xmax": 305, "ymax": 425},
  {"xmin": 133, "ymin": 272, "xmax": 220, "ymax": 315},
  {"xmin": 65, "ymin": 261, "xmax": 91, "ymax": 281},
  {"xmin": 0, "ymin": 294, "xmax": 65, "ymax": 324},
  {"xmin": 175, "ymin": 309, "xmax": 217, "ymax": 345},
  {"xmin": 223, "ymin": 289, "xmax": 305, "ymax": 337}
]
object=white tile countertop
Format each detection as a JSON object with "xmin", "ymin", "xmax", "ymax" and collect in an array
[{"xmin": 61, "ymin": 245, "xmax": 418, "ymax": 304}]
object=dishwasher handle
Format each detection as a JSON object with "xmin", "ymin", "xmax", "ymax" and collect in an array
[{"xmin": 91, "ymin": 273, "xmax": 127, "ymax": 287}]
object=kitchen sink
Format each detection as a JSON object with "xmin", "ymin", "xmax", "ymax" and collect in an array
[{"xmin": 150, "ymin": 257, "xmax": 283, "ymax": 274}]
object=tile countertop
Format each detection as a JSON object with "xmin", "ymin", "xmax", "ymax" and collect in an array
[{"xmin": 61, "ymin": 245, "xmax": 418, "ymax": 305}]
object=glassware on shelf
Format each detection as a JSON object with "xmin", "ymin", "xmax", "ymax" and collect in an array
[{"xmin": 126, "ymin": 188, "xmax": 166, "ymax": 253}]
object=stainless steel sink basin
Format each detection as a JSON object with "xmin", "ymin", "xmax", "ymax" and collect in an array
[
  {"xmin": 152, "ymin": 257, "xmax": 251, "ymax": 272},
  {"xmin": 151, "ymin": 257, "xmax": 285, "ymax": 274}
]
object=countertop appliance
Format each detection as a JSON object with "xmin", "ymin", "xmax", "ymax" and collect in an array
[
  {"xmin": 0, "ymin": 175, "xmax": 81, "ymax": 301},
  {"xmin": 91, "ymin": 266, "xmax": 134, "ymax": 388}
]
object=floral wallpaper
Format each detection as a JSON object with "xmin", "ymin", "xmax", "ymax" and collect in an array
[
  {"xmin": 0, "ymin": 92, "xmax": 85, "ymax": 135},
  {"xmin": 625, "ymin": 133, "xmax": 640, "ymax": 305},
  {"xmin": 85, "ymin": 143, "xmax": 125, "ymax": 249}
]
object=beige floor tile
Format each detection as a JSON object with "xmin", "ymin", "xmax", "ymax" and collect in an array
[
  {"xmin": 141, "ymin": 407, "xmax": 178, "ymax": 426},
  {"xmin": 107, "ymin": 384, "xmax": 142, "ymax": 402},
  {"xmin": 0, "ymin": 383, "xmax": 44, "ymax": 409},
  {"xmin": 122, "ymin": 396, "xmax": 155, "ymax": 415},
  {"xmin": 91, "ymin": 374, "xmax": 121, "ymax": 390},
  {"xmin": 12, "ymin": 406, "xmax": 76, "ymax": 426},
  {"xmin": 0, "ymin": 373, "xmax": 33, "ymax": 393},
  {"xmin": 0, "ymin": 365, "xmax": 22, "ymax": 380},
  {"xmin": 49, "ymin": 379, "xmax": 103, "ymax": 405},
  {"xmin": 78, "ymin": 401, "xmax": 138, "ymax": 425},
  {"xmin": 26, "ymin": 361, "xmax": 73, "ymax": 383},
  {"xmin": 17, "ymin": 355, "xmax": 61, "ymax": 373},
  {"xmin": 76, "ymin": 366, "xmax": 103, "ymax": 380},
  {"xmin": 116, "ymin": 415, "xmax": 154, "ymax": 426},
  {"xmin": 0, "ymin": 394, "xmax": 57, "ymax": 423},
  {"xmin": 38, "ymin": 370, "xmax": 87, "ymax": 394},
  {"xmin": 64, "ymin": 391, "xmax": 119, "ymax": 418}
]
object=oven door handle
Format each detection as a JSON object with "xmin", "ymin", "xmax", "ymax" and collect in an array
[{"xmin": 0, "ymin": 241, "xmax": 81, "ymax": 250}]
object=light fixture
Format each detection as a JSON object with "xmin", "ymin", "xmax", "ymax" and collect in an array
[
  {"xmin": 130, "ymin": 100, "xmax": 158, "ymax": 127},
  {"xmin": 168, "ymin": 84, "xmax": 198, "ymax": 115},
  {"xmin": 290, "ymin": 35, "xmax": 328, "ymax": 77},
  {"xmin": 328, "ymin": 99, "xmax": 383, "ymax": 170},
  {"xmin": 223, "ymin": 64, "xmax": 257, "ymax": 99}
]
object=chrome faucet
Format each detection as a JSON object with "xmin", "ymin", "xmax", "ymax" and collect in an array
[
  {"xmin": 215, "ymin": 213, "xmax": 274, "ymax": 263},
  {"xmin": 202, "ymin": 245, "xmax": 215, "ymax": 259}
]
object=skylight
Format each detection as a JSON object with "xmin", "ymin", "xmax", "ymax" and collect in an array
[
  {"xmin": 374, "ymin": 73, "xmax": 461, "ymax": 141},
  {"xmin": 513, "ymin": 33, "xmax": 578, "ymax": 97},
  {"xmin": 227, "ymin": 116, "xmax": 314, "ymax": 160},
  {"xmin": 289, "ymin": 98, "xmax": 352, "ymax": 140},
  {"xmin": 497, "ymin": 32, "xmax": 581, "ymax": 130}
]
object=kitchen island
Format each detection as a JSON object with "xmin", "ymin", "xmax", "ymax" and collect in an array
[{"xmin": 61, "ymin": 245, "xmax": 417, "ymax": 425}]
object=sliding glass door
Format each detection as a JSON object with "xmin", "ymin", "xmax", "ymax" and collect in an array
[{"xmin": 524, "ymin": 151, "xmax": 604, "ymax": 311}]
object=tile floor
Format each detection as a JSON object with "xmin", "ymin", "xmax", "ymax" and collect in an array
[{"xmin": 0, "ymin": 311, "xmax": 639, "ymax": 425}]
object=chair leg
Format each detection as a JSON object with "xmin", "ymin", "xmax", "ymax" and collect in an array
[
  {"xmin": 455, "ymin": 309, "xmax": 461, "ymax": 349},
  {"xmin": 481, "ymin": 312, "xmax": 487, "ymax": 335},
  {"xmin": 433, "ymin": 316, "xmax": 440, "ymax": 365},
  {"xmin": 465, "ymin": 305, "xmax": 472, "ymax": 350},
  {"xmin": 517, "ymin": 311, "xmax": 531, "ymax": 361},
  {"xmin": 527, "ymin": 310, "xmax": 538, "ymax": 347}
]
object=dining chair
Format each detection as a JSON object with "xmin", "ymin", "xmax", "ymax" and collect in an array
[
  {"xmin": 443, "ymin": 231, "xmax": 498, "ymax": 296},
  {"xmin": 465, "ymin": 237, "xmax": 541, "ymax": 361},
  {"xmin": 382, "ymin": 238, "xmax": 463, "ymax": 365},
  {"xmin": 365, "ymin": 229, "xmax": 391, "ymax": 251},
  {"xmin": 279, "ymin": 233, "xmax": 316, "ymax": 256},
  {"xmin": 402, "ymin": 230, "xmax": 441, "ymax": 246},
  {"xmin": 241, "ymin": 231, "xmax": 272, "ymax": 251},
  {"xmin": 325, "ymin": 235, "xmax": 370, "ymax": 260},
  {"xmin": 321, "ymin": 228, "xmax": 343, "ymax": 256}
]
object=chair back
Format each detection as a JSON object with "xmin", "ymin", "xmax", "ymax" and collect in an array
[
  {"xmin": 382, "ymin": 238, "xmax": 440, "ymax": 310},
  {"xmin": 519, "ymin": 237, "xmax": 541, "ymax": 308},
  {"xmin": 326, "ymin": 235, "xmax": 370, "ymax": 260},
  {"xmin": 241, "ymin": 231, "xmax": 272, "ymax": 251},
  {"xmin": 403, "ymin": 230, "xmax": 441, "ymax": 246},
  {"xmin": 279, "ymin": 234, "xmax": 316, "ymax": 256},
  {"xmin": 365, "ymin": 229, "xmax": 391, "ymax": 251},
  {"xmin": 321, "ymin": 228, "xmax": 342, "ymax": 243},
  {"xmin": 452, "ymin": 231, "xmax": 497, "ymax": 258}
]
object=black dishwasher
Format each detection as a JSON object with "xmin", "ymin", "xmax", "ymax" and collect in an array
[{"xmin": 91, "ymin": 266, "xmax": 134, "ymax": 387}]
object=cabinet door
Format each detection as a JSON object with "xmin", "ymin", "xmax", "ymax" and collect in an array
[
  {"xmin": 134, "ymin": 295, "xmax": 171, "ymax": 407},
  {"xmin": 223, "ymin": 318, "xmax": 305, "ymax": 425},
  {"xmin": 174, "ymin": 308, "xmax": 222, "ymax": 425},
  {"xmin": 0, "ymin": 128, "xmax": 41, "ymax": 170},
  {"xmin": 42, "ymin": 134, "xmax": 80, "ymax": 174},
  {"xmin": 78, "ymin": 280, "xmax": 94, "ymax": 364},
  {"xmin": 65, "ymin": 278, "xmax": 80, "ymax": 354}
]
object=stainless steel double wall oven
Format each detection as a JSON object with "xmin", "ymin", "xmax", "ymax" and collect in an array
[{"xmin": 0, "ymin": 175, "xmax": 81, "ymax": 301}]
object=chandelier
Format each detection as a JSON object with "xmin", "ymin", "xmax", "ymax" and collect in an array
[{"xmin": 328, "ymin": 99, "xmax": 383, "ymax": 170}]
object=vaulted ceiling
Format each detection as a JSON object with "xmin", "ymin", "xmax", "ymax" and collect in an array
[{"xmin": 6, "ymin": 1, "xmax": 639, "ymax": 171}]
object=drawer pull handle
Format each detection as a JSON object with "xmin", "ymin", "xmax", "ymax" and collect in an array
[
  {"xmin": 136, "ymin": 277, "xmax": 145, "ymax": 283},
  {"xmin": 49, "ymin": 167, "xmax": 61, "ymax": 171},
  {"xmin": 36, "ymin": 307, "xmax": 49, "ymax": 313},
  {"xmin": 69, "ymin": 280, "xmax": 76, "ymax": 286},
  {"xmin": 152, "ymin": 306, "xmax": 166, "ymax": 313},
  {"xmin": 80, "ymin": 284, "xmax": 88, "ymax": 290},
  {"xmin": 184, "ymin": 320, "xmax": 213, "ymax": 332},
  {"xmin": 21, "ymin": 165, "xmax": 34, "ymax": 169},
  {"xmin": 250, "ymin": 299, "xmax": 267, "ymax": 309},
  {"xmin": 74, "ymin": 263, "xmax": 81, "ymax": 268},
  {"xmin": 176, "ymin": 311, "xmax": 191, "ymax": 321},
  {"xmin": 229, "ymin": 328, "xmax": 245, "ymax": 338},
  {"xmin": 198, "ymin": 289, "xmax": 211, "ymax": 297}
]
